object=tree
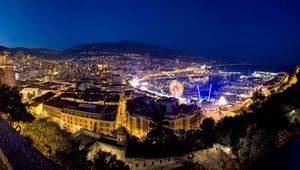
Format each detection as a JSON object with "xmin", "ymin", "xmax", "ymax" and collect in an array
[
  {"xmin": 144, "ymin": 109, "xmax": 179, "ymax": 156},
  {"xmin": 237, "ymin": 130, "xmax": 275, "ymax": 168},
  {"xmin": 0, "ymin": 83, "xmax": 34, "ymax": 122},
  {"xmin": 91, "ymin": 150, "xmax": 129, "ymax": 170},
  {"xmin": 16, "ymin": 119, "xmax": 72, "ymax": 163},
  {"xmin": 149, "ymin": 111, "xmax": 170, "ymax": 129},
  {"xmin": 146, "ymin": 127, "xmax": 177, "ymax": 146},
  {"xmin": 56, "ymin": 148, "xmax": 92, "ymax": 170},
  {"xmin": 200, "ymin": 118, "xmax": 214, "ymax": 134},
  {"xmin": 199, "ymin": 118, "xmax": 215, "ymax": 146},
  {"xmin": 249, "ymin": 130, "xmax": 275, "ymax": 161},
  {"xmin": 251, "ymin": 91, "xmax": 266, "ymax": 102}
]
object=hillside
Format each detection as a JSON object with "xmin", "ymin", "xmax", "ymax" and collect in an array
[{"xmin": 0, "ymin": 40, "xmax": 199, "ymax": 60}]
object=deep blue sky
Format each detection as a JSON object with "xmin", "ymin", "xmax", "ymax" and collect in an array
[{"xmin": 0, "ymin": 0, "xmax": 299, "ymax": 66}]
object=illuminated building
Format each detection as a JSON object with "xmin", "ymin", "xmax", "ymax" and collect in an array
[
  {"xmin": 43, "ymin": 97, "xmax": 118, "ymax": 136},
  {"xmin": 30, "ymin": 92, "xmax": 56, "ymax": 117},
  {"xmin": 58, "ymin": 92, "xmax": 120, "ymax": 106},
  {"xmin": 218, "ymin": 96, "xmax": 228, "ymax": 106},
  {"xmin": 0, "ymin": 52, "xmax": 16, "ymax": 87},
  {"xmin": 126, "ymin": 97, "xmax": 202, "ymax": 138},
  {"xmin": 20, "ymin": 87, "xmax": 40, "ymax": 102},
  {"xmin": 112, "ymin": 71, "xmax": 124, "ymax": 85}
]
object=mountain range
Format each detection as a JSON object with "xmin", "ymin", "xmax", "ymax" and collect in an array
[{"xmin": 0, "ymin": 40, "xmax": 201, "ymax": 60}]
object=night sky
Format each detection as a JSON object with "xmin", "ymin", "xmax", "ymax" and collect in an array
[{"xmin": 0, "ymin": 0, "xmax": 299, "ymax": 66}]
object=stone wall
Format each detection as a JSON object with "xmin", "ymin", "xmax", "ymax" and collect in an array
[
  {"xmin": 126, "ymin": 157, "xmax": 178, "ymax": 170},
  {"xmin": 0, "ymin": 53, "xmax": 16, "ymax": 87},
  {"xmin": 0, "ymin": 67, "xmax": 16, "ymax": 87},
  {"xmin": 0, "ymin": 118, "xmax": 62, "ymax": 170},
  {"xmin": 0, "ymin": 149, "xmax": 13, "ymax": 170}
]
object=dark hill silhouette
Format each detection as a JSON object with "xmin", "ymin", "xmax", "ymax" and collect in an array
[
  {"xmin": 64, "ymin": 40, "xmax": 194, "ymax": 57},
  {"xmin": 0, "ymin": 40, "xmax": 202, "ymax": 60}
]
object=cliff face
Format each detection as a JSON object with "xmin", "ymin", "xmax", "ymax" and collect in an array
[
  {"xmin": 277, "ymin": 66, "xmax": 300, "ymax": 92},
  {"xmin": 0, "ymin": 118, "xmax": 62, "ymax": 170}
]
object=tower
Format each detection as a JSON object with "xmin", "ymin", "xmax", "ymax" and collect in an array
[
  {"xmin": 0, "ymin": 52, "xmax": 16, "ymax": 87},
  {"xmin": 116, "ymin": 125, "xmax": 127, "ymax": 146}
]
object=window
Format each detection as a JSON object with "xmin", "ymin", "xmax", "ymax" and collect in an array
[{"xmin": 137, "ymin": 119, "xmax": 141, "ymax": 129}]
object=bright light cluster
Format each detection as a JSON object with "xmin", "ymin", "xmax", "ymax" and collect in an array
[
  {"xmin": 169, "ymin": 80, "xmax": 184, "ymax": 98},
  {"xmin": 130, "ymin": 78, "xmax": 139, "ymax": 87},
  {"xmin": 218, "ymin": 96, "xmax": 228, "ymax": 105}
]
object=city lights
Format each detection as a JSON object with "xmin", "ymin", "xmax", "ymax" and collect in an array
[
  {"xmin": 218, "ymin": 96, "xmax": 228, "ymax": 106},
  {"xmin": 0, "ymin": 1, "xmax": 298, "ymax": 169},
  {"xmin": 130, "ymin": 78, "xmax": 139, "ymax": 87}
]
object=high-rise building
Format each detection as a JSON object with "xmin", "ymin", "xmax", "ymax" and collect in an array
[{"xmin": 0, "ymin": 52, "xmax": 17, "ymax": 87}]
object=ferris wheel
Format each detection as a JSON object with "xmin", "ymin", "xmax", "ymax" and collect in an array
[{"xmin": 169, "ymin": 80, "xmax": 184, "ymax": 97}]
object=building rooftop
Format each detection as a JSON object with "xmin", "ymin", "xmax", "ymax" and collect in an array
[
  {"xmin": 127, "ymin": 97, "xmax": 199, "ymax": 119},
  {"xmin": 44, "ymin": 97, "xmax": 117, "ymax": 121},
  {"xmin": 58, "ymin": 91, "xmax": 120, "ymax": 102},
  {"xmin": 157, "ymin": 97, "xmax": 179, "ymax": 103},
  {"xmin": 44, "ymin": 97, "xmax": 79, "ymax": 109},
  {"xmin": 32, "ymin": 92, "xmax": 56, "ymax": 104},
  {"xmin": 174, "ymin": 104, "xmax": 198, "ymax": 115}
]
